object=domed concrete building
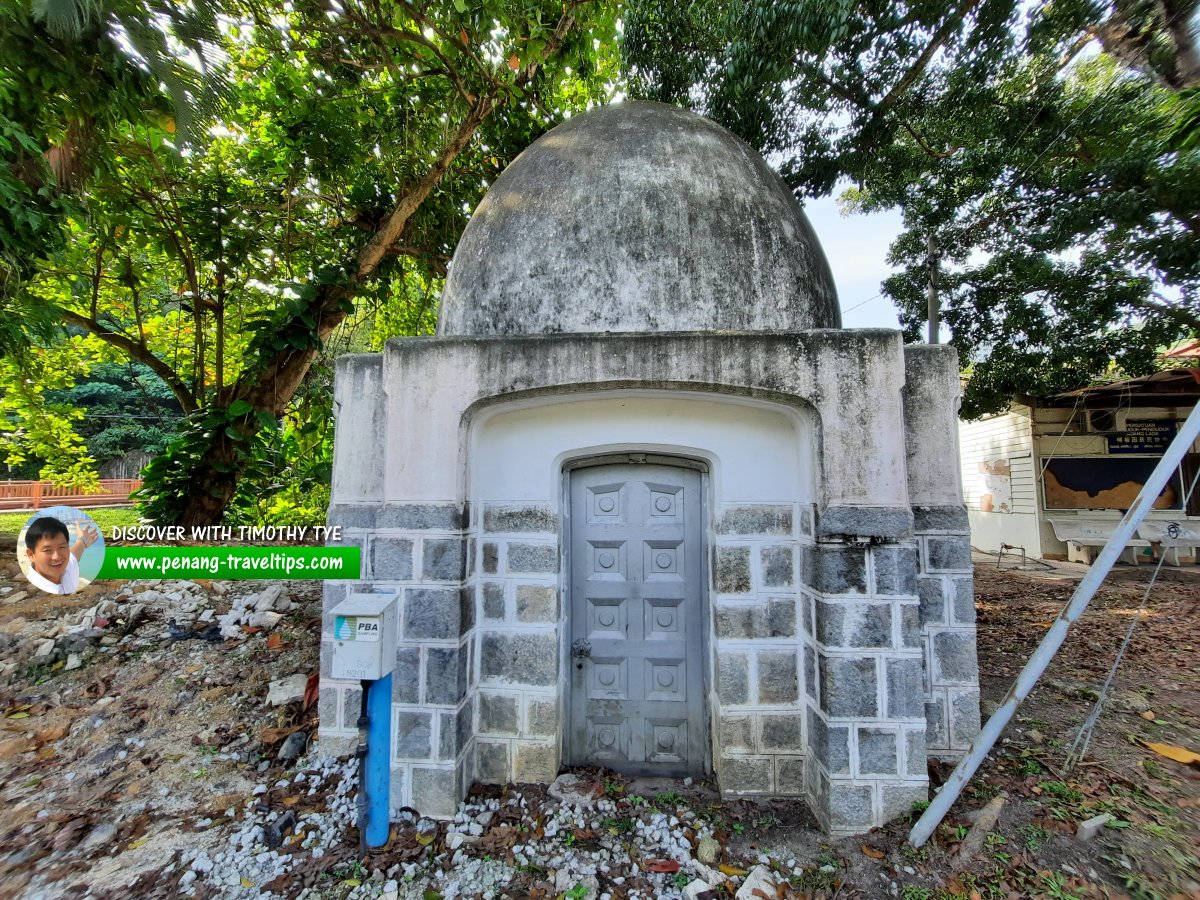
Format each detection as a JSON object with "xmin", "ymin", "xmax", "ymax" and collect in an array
[{"xmin": 323, "ymin": 102, "xmax": 979, "ymax": 835}]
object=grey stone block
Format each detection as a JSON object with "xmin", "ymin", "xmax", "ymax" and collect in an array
[
  {"xmin": 951, "ymin": 689, "xmax": 982, "ymax": 747},
  {"xmin": 886, "ymin": 657, "xmax": 925, "ymax": 718},
  {"xmin": 758, "ymin": 651, "xmax": 799, "ymax": 704},
  {"xmin": 933, "ymin": 632, "xmax": 979, "ymax": 683},
  {"xmin": 717, "ymin": 653, "xmax": 749, "ymax": 704},
  {"xmin": 800, "ymin": 546, "xmax": 814, "ymax": 590},
  {"xmin": 476, "ymin": 740, "xmax": 511, "ymax": 783},
  {"xmin": 481, "ymin": 632, "xmax": 558, "ymax": 686},
  {"xmin": 817, "ymin": 601, "xmax": 892, "ymax": 648},
  {"xmin": 716, "ymin": 505, "xmax": 793, "ymax": 535},
  {"xmin": 514, "ymin": 741, "xmax": 558, "ymax": 783},
  {"xmin": 405, "ymin": 587, "xmax": 459, "ymax": 639},
  {"xmin": 378, "ymin": 503, "xmax": 462, "ymax": 530},
  {"xmin": 715, "ymin": 604, "xmax": 766, "ymax": 640},
  {"xmin": 460, "ymin": 586, "xmax": 476, "ymax": 631},
  {"xmin": 926, "ymin": 535, "xmax": 972, "ymax": 572},
  {"xmin": 327, "ymin": 504, "xmax": 377, "ymax": 529},
  {"xmin": 466, "ymin": 536, "xmax": 476, "ymax": 577},
  {"xmin": 479, "ymin": 693, "xmax": 520, "ymax": 735},
  {"xmin": 507, "ymin": 543, "xmax": 558, "ymax": 573},
  {"xmin": 439, "ymin": 711, "xmax": 457, "ymax": 760},
  {"xmin": 776, "ymin": 756, "xmax": 805, "ymax": 794},
  {"xmin": 760, "ymin": 715, "xmax": 803, "ymax": 751},
  {"xmin": 905, "ymin": 729, "xmax": 927, "ymax": 777},
  {"xmin": 483, "ymin": 542, "xmax": 499, "ymax": 574},
  {"xmin": 917, "ymin": 577, "xmax": 947, "ymax": 627},
  {"xmin": 516, "ymin": 584, "xmax": 558, "ymax": 623},
  {"xmin": 370, "ymin": 537, "xmax": 413, "ymax": 581},
  {"xmin": 484, "ymin": 504, "xmax": 558, "ymax": 534},
  {"xmin": 422, "ymin": 538, "xmax": 465, "ymax": 581},
  {"xmin": 901, "ymin": 604, "xmax": 921, "ymax": 648},
  {"xmin": 828, "ymin": 782, "xmax": 874, "ymax": 830},
  {"xmin": 813, "ymin": 546, "xmax": 867, "ymax": 595},
  {"xmin": 761, "ymin": 545, "xmax": 795, "ymax": 587},
  {"xmin": 322, "ymin": 582, "xmax": 348, "ymax": 615},
  {"xmin": 804, "ymin": 645, "xmax": 817, "ymax": 700},
  {"xmin": 721, "ymin": 756, "xmax": 772, "ymax": 793},
  {"xmin": 412, "ymin": 767, "xmax": 458, "ymax": 817},
  {"xmin": 800, "ymin": 505, "xmax": 814, "ymax": 538},
  {"xmin": 872, "ymin": 545, "xmax": 918, "ymax": 596},
  {"xmin": 714, "ymin": 546, "xmax": 752, "ymax": 594},
  {"xmin": 807, "ymin": 709, "xmax": 851, "ymax": 775},
  {"xmin": 925, "ymin": 696, "xmax": 948, "ymax": 749},
  {"xmin": 819, "ymin": 656, "xmax": 878, "ymax": 718},
  {"xmin": 395, "ymin": 711, "xmax": 433, "ymax": 760},
  {"xmin": 913, "ymin": 505, "xmax": 969, "ymax": 533},
  {"xmin": 817, "ymin": 506, "xmax": 913, "ymax": 540},
  {"xmin": 719, "ymin": 715, "xmax": 754, "ymax": 752},
  {"xmin": 457, "ymin": 701, "xmax": 474, "ymax": 751},
  {"xmin": 801, "ymin": 594, "xmax": 813, "ymax": 635},
  {"xmin": 319, "ymin": 687, "xmax": 340, "ymax": 731},
  {"xmin": 857, "ymin": 728, "xmax": 897, "ymax": 775},
  {"xmin": 320, "ymin": 640, "xmax": 333, "ymax": 678},
  {"xmin": 526, "ymin": 697, "xmax": 557, "ymax": 737},
  {"xmin": 392, "ymin": 647, "xmax": 420, "ymax": 703},
  {"xmin": 767, "ymin": 598, "xmax": 796, "ymax": 638},
  {"xmin": 425, "ymin": 647, "xmax": 464, "ymax": 705},
  {"xmin": 883, "ymin": 783, "xmax": 929, "ymax": 822},
  {"xmin": 482, "ymin": 582, "xmax": 505, "ymax": 620},
  {"xmin": 342, "ymin": 687, "xmax": 363, "ymax": 730},
  {"xmin": 952, "ymin": 577, "xmax": 976, "ymax": 624}
]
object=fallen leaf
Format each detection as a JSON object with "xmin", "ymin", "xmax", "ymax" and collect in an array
[
  {"xmin": 719, "ymin": 863, "xmax": 748, "ymax": 877},
  {"xmin": 1140, "ymin": 710, "xmax": 1156, "ymax": 721},
  {"xmin": 303, "ymin": 671, "xmax": 319, "ymax": 710},
  {"xmin": 127, "ymin": 836, "xmax": 148, "ymax": 850},
  {"xmin": 1141, "ymin": 740, "xmax": 1200, "ymax": 765},
  {"xmin": 645, "ymin": 860, "xmax": 680, "ymax": 873},
  {"xmin": 241, "ymin": 876, "xmax": 254, "ymax": 888},
  {"xmin": 861, "ymin": 844, "xmax": 885, "ymax": 859},
  {"xmin": 266, "ymin": 633, "xmax": 284, "ymax": 652}
]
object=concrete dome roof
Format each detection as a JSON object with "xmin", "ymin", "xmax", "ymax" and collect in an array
[{"xmin": 437, "ymin": 101, "xmax": 841, "ymax": 336}]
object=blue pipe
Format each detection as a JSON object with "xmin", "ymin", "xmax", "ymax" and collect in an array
[{"xmin": 363, "ymin": 672, "xmax": 393, "ymax": 847}]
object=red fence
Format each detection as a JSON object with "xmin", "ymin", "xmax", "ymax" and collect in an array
[{"xmin": 0, "ymin": 479, "xmax": 142, "ymax": 511}]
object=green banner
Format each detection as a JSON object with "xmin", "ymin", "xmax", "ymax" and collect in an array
[{"xmin": 96, "ymin": 546, "xmax": 361, "ymax": 580}]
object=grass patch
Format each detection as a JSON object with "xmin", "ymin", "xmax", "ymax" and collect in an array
[{"xmin": 0, "ymin": 507, "xmax": 142, "ymax": 539}]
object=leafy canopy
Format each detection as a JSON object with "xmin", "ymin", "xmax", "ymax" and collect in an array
[{"xmin": 623, "ymin": 0, "xmax": 1200, "ymax": 415}]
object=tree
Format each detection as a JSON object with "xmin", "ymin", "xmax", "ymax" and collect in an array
[
  {"xmin": 7, "ymin": 0, "xmax": 618, "ymax": 523},
  {"xmin": 622, "ymin": 0, "xmax": 1200, "ymax": 416}
]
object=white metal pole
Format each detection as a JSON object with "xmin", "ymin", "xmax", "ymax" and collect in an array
[{"xmin": 909, "ymin": 399, "xmax": 1200, "ymax": 847}]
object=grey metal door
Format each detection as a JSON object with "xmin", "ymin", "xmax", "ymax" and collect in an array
[{"xmin": 567, "ymin": 461, "xmax": 707, "ymax": 776}]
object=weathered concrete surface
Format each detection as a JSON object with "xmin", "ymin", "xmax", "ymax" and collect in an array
[{"xmin": 438, "ymin": 102, "xmax": 840, "ymax": 337}]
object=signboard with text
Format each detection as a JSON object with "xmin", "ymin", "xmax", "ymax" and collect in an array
[{"xmin": 1108, "ymin": 421, "xmax": 1177, "ymax": 454}]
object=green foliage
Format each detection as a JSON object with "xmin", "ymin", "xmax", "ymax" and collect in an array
[
  {"xmin": 0, "ymin": 505, "xmax": 139, "ymax": 538},
  {"xmin": 0, "ymin": 340, "xmax": 98, "ymax": 486},
  {"xmin": 623, "ymin": 0, "xmax": 1200, "ymax": 415}
]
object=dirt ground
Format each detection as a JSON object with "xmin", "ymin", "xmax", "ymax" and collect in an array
[{"xmin": 0, "ymin": 543, "xmax": 1196, "ymax": 899}]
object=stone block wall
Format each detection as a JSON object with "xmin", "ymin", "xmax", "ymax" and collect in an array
[
  {"xmin": 471, "ymin": 503, "xmax": 562, "ymax": 788},
  {"xmin": 803, "ymin": 533, "xmax": 931, "ymax": 834},
  {"xmin": 914, "ymin": 506, "xmax": 980, "ymax": 758},
  {"xmin": 712, "ymin": 502, "xmax": 810, "ymax": 796},
  {"xmin": 323, "ymin": 502, "xmax": 470, "ymax": 817}
]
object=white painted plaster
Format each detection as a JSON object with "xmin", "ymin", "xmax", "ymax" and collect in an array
[{"xmin": 468, "ymin": 392, "xmax": 812, "ymax": 504}]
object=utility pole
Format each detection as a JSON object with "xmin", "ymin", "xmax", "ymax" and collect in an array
[{"xmin": 927, "ymin": 234, "xmax": 940, "ymax": 344}]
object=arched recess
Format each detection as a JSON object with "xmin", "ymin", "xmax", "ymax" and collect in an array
[{"xmin": 462, "ymin": 390, "xmax": 818, "ymax": 795}]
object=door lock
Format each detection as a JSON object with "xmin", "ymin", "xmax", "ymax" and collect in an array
[{"xmin": 571, "ymin": 638, "xmax": 591, "ymax": 659}]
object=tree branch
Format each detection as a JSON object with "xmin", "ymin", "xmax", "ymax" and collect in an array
[
  {"xmin": 877, "ymin": 0, "xmax": 984, "ymax": 113},
  {"xmin": 58, "ymin": 309, "xmax": 198, "ymax": 413}
]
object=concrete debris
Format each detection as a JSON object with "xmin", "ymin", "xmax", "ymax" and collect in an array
[
  {"xmin": 1076, "ymin": 813, "xmax": 1114, "ymax": 842},
  {"xmin": 734, "ymin": 865, "xmax": 779, "ymax": 899},
  {"xmin": 547, "ymin": 772, "xmax": 600, "ymax": 807},
  {"xmin": 265, "ymin": 674, "xmax": 308, "ymax": 708},
  {"xmin": 696, "ymin": 835, "xmax": 720, "ymax": 865}
]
